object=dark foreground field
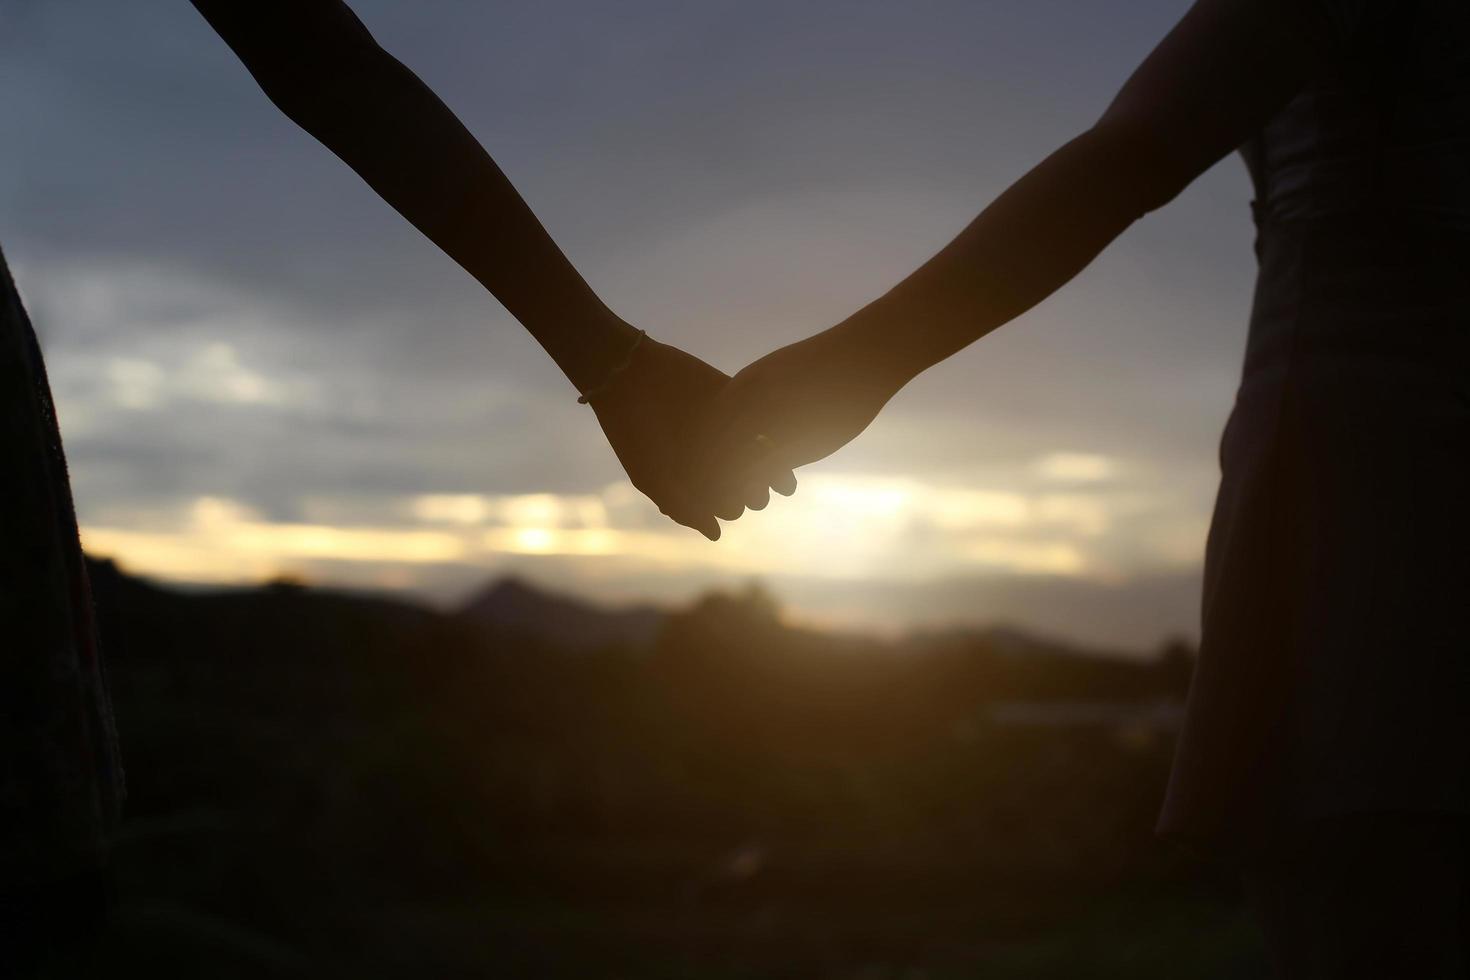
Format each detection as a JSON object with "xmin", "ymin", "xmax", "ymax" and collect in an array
[{"xmin": 46, "ymin": 562, "xmax": 1264, "ymax": 978}]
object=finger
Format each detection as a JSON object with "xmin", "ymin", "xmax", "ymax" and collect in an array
[
  {"xmin": 664, "ymin": 506, "xmax": 721, "ymax": 541},
  {"xmin": 712, "ymin": 497, "xmax": 745, "ymax": 523},
  {"xmin": 744, "ymin": 433, "xmax": 798, "ymax": 499},
  {"xmin": 706, "ymin": 443, "xmax": 789, "ymax": 514},
  {"xmin": 708, "ymin": 437, "xmax": 775, "ymax": 506},
  {"xmin": 687, "ymin": 512, "xmax": 721, "ymax": 541},
  {"xmin": 693, "ymin": 451, "xmax": 751, "ymax": 523},
  {"xmin": 704, "ymin": 384, "xmax": 770, "ymax": 468},
  {"xmin": 657, "ymin": 489, "xmax": 721, "ymax": 542},
  {"xmin": 697, "ymin": 393, "xmax": 784, "ymax": 522},
  {"xmin": 744, "ymin": 481, "xmax": 771, "ymax": 512}
]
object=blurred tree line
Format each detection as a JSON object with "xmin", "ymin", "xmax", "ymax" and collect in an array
[{"xmin": 63, "ymin": 559, "xmax": 1258, "ymax": 979}]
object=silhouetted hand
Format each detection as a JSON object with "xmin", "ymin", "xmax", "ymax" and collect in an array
[
  {"xmin": 707, "ymin": 331, "xmax": 908, "ymax": 479},
  {"xmin": 589, "ymin": 335, "xmax": 797, "ymax": 540}
]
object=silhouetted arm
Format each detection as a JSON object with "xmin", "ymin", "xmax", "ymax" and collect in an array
[
  {"xmin": 849, "ymin": 0, "xmax": 1323, "ymax": 380},
  {"xmin": 714, "ymin": 0, "xmax": 1329, "ymax": 471},
  {"xmin": 187, "ymin": 0, "xmax": 634, "ymax": 394},
  {"xmin": 186, "ymin": 0, "xmax": 796, "ymax": 538}
]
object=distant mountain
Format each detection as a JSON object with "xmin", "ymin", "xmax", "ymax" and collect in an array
[
  {"xmin": 909, "ymin": 621, "xmax": 1160, "ymax": 663},
  {"xmin": 457, "ymin": 576, "xmax": 665, "ymax": 652}
]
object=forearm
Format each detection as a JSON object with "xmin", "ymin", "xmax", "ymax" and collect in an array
[
  {"xmin": 191, "ymin": 1, "xmax": 634, "ymax": 392},
  {"xmin": 823, "ymin": 0, "xmax": 1316, "ymax": 394},
  {"xmin": 829, "ymin": 123, "xmax": 1172, "ymax": 389}
]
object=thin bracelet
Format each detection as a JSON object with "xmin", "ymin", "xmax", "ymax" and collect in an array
[{"xmin": 576, "ymin": 329, "xmax": 648, "ymax": 404}]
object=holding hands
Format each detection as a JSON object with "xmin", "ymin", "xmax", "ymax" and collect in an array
[
  {"xmin": 200, "ymin": 0, "xmax": 1298, "ymax": 542},
  {"xmin": 589, "ymin": 325, "xmax": 910, "ymax": 538},
  {"xmin": 581, "ymin": 330, "xmax": 798, "ymax": 541},
  {"xmin": 707, "ymin": 330, "xmax": 910, "ymax": 483}
]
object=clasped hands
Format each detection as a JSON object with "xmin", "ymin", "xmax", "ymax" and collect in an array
[{"xmin": 585, "ymin": 321, "xmax": 909, "ymax": 540}]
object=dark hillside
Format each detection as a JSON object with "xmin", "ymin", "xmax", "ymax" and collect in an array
[{"xmin": 67, "ymin": 560, "xmax": 1257, "ymax": 979}]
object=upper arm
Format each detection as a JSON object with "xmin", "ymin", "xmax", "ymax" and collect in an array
[{"xmin": 1093, "ymin": 0, "xmax": 1328, "ymax": 211}]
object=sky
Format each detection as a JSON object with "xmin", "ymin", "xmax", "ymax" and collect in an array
[{"xmin": 0, "ymin": 0, "xmax": 1261, "ymax": 650}]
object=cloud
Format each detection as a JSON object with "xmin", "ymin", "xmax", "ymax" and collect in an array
[
  {"xmin": 7, "ymin": 0, "xmax": 1252, "ymax": 645},
  {"xmin": 1035, "ymin": 452, "xmax": 1116, "ymax": 483},
  {"xmin": 80, "ymin": 460, "xmax": 1206, "ymax": 638}
]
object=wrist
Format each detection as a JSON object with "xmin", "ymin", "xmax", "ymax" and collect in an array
[
  {"xmin": 827, "ymin": 311, "xmax": 922, "ymax": 399},
  {"xmin": 576, "ymin": 328, "xmax": 648, "ymax": 405},
  {"xmin": 560, "ymin": 313, "xmax": 641, "ymax": 395}
]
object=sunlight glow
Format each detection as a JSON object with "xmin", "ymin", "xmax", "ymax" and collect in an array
[
  {"xmin": 413, "ymin": 492, "xmax": 609, "ymax": 529},
  {"xmin": 485, "ymin": 527, "xmax": 628, "ymax": 557},
  {"xmin": 925, "ymin": 488, "xmax": 1031, "ymax": 529},
  {"xmin": 959, "ymin": 538, "xmax": 1086, "ymax": 574},
  {"xmin": 806, "ymin": 479, "xmax": 913, "ymax": 519},
  {"xmin": 413, "ymin": 494, "xmax": 491, "ymax": 525},
  {"xmin": 80, "ymin": 468, "xmax": 1196, "ymax": 593},
  {"xmin": 509, "ymin": 527, "xmax": 555, "ymax": 553},
  {"xmin": 83, "ymin": 496, "xmax": 468, "ymax": 584},
  {"xmin": 1035, "ymin": 452, "xmax": 1116, "ymax": 483}
]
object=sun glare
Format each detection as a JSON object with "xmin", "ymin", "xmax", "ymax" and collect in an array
[{"xmin": 78, "ymin": 462, "xmax": 1192, "ymax": 594}]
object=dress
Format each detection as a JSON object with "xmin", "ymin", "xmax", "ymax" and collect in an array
[
  {"xmin": 0, "ymin": 245, "xmax": 124, "ymax": 892},
  {"xmin": 1159, "ymin": 0, "xmax": 1470, "ymax": 847}
]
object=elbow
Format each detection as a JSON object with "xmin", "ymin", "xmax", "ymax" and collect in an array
[{"xmin": 1081, "ymin": 118, "xmax": 1198, "ymax": 218}]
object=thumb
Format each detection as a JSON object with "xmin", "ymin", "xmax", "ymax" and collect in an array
[
  {"xmin": 657, "ymin": 489, "xmax": 721, "ymax": 542},
  {"xmin": 706, "ymin": 370, "xmax": 776, "ymax": 459},
  {"xmin": 703, "ymin": 374, "xmax": 800, "ymax": 498}
]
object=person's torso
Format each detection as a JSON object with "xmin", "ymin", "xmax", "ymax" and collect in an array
[{"xmin": 1242, "ymin": 0, "xmax": 1470, "ymax": 230}]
